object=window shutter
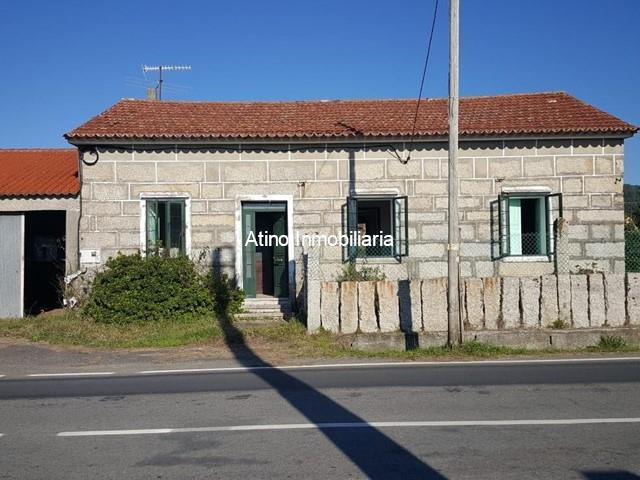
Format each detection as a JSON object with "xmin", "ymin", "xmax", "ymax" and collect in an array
[
  {"xmin": 393, "ymin": 196, "xmax": 408, "ymax": 258},
  {"xmin": 547, "ymin": 193, "xmax": 563, "ymax": 255},
  {"xmin": 498, "ymin": 194, "xmax": 510, "ymax": 257},
  {"xmin": 508, "ymin": 197, "xmax": 522, "ymax": 255},
  {"xmin": 146, "ymin": 200, "xmax": 159, "ymax": 256},
  {"xmin": 342, "ymin": 197, "xmax": 358, "ymax": 262}
]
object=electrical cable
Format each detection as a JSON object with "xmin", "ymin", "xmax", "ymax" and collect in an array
[{"xmin": 404, "ymin": 0, "xmax": 439, "ymax": 164}]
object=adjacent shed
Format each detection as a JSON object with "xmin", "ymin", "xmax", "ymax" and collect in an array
[{"xmin": 0, "ymin": 149, "xmax": 80, "ymax": 317}]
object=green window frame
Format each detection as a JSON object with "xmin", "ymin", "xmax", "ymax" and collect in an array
[
  {"xmin": 492, "ymin": 192, "xmax": 562, "ymax": 259},
  {"xmin": 145, "ymin": 199, "xmax": 186, "ymax": 257},
  {"xmin": 342, "ymin": 196, "xmax": 408, "ymax": 261}
]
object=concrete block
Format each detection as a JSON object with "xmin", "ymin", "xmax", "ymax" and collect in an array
[
  {"xmin": 556, "ymin": 156, "xmax": 594, "ymax": 175},
  {"xmin": 358, "ymin": 282, "xmax": 377, "ymax": 333},
  {"xmin": 205, "ymin": 162, "xmax": 220, "ymax": 182},
  {"xmin": 604, "ymin": 273, "xmax": 625, "ymax": 327},
  {"xmin": 320, "ymin": 281, "xmax": 340, "ymax": 333},
  {"xmin": 459, "ymin": 179, "xmax": 493, "ymax": 195},
  {"xmin": 482, "ymin": 277, "xmax": 501, "ymax": 329},
  {"xmin": 116, "ymin": 162, "xmax": 155, "ymax": 182},
  {"xmin": 269, "ymin": 161, "xmax": 315, "ymax": 181},
  {"xmin": 626, "ymin": 273, "xmax": 640, "ymax": 325},
  {"xmin": 595, "ymin": 156, "xmax": 614, "ymax": 174},
  {"xmin": 520, "ymin": 277, "xmax": 541, "ymax": 328},
  {"xmin": 221, "ymin": 162, "xmax": 267, "ymax": 182},
  {"xmin": 339, "ymin": 281, "xmax": 358, "ymax": 334},
  {"xmin": 376, "ymin": 281, "xmax": 399, "ymax": 332},
  {"xmin": 93, "ymin": 184, "xmax": 128, "ymax": 201},
  {"xmin": 488, "ymin": 158, "xmax": 522, "ymax": 178},
  {"xmin": 584, "ymin": 176, "xmax": 621, "ymax": 194},
  {"xmin": 540, "ymin": 275, "xmax": 559, "ymax": 327},
  {"xmin": 570, "ymin": 275, "xmax": 589, "ymax": 328},
  {"xmin": 464, "ymin": 278, "xmax": 484, "ymax": 329},
  {"xmin": 588, "ymin": 273, "xmax": 606, "ymax": 327},
  {"xmin": 501, "ymin": 277, "xmax": 520, "ymax": 329},
  {"xmin": 83, "ymin": 162, "xmax": 115, "ymax": 181},
  {"xmin": 316, "ymin": 160, "xmax": 338, "ymax": 180},
  {"xmin": 157, "ymin": 162, "xmax": 204, "ymax": 182},
  {"xmin": 415, "ymin": 180, "xmax": 447, "ymax": 195},
  {"xmin": 422, "ymin": 277, "xmax": 448, "ymax": 332},
  {"xmin": 558, "ymin": 274, "xmax": 572, "ymax": 324},
  {"xmin": 399, "ymin": 280, "xmax": 422, "ymax": 332},
  {"xmin": 96, "ymin": 216, "xmax": 139, "ymax": 231},
  {"xmin": 523, "ymin": 156, "xmax": 553, "ymax": 177}
]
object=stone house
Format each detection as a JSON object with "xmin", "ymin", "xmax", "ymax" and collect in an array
[{"xmin": 65, "ymin": 92, "xmax": 637, "ymax": 312}]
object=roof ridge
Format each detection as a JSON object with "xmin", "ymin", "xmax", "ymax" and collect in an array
[{"xmin": 116, "ymin": 91, "xmax": 569, "ymax": 105}]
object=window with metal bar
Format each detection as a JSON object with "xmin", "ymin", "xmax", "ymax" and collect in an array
[
  {"xmin": 342, "ymin": 196, "xmax": 408, "ymax": 261},
  {"xmin": 491, "ymin": 192, "xmax": 562, "ymax": 259},
  {"xmin": 145, "ymin": 199, "xmax": 186, "ymax": 257}
]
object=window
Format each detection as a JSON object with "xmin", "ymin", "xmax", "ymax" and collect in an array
[
  {"xmin": 145, "ymin": 199, "xmax": 186, "ymax": 257},
  {"xmin": 492, "ymin": 192, "xmax": 562, "ymax": 259},
  {"xmin": 342, "ymin": 196, "xmax": 408, "ymax": 261}
]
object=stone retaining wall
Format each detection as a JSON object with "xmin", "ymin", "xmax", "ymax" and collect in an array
[{"xmin": 312, "ymin": 273, "xmax": 640, "ymax": 333}]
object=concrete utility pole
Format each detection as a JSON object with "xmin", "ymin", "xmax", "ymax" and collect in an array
[{"xmin": 447, "ymin": 0, "xmax": 462, "ymax": 346}]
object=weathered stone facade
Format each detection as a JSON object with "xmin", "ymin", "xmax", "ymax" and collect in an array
[{"xmin": 79, "ymin": 136, "xmax": 626, "ymax": 297}]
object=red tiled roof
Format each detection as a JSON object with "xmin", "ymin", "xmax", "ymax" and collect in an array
[
  {"xmin": 0, "ymin": 149, "xmax": 79, "ymax": 197},
  {"xmin": 65, "ymin": 92, "xmax": 637, "ymax": 141}
]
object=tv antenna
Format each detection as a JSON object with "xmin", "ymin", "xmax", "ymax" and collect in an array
[{"xmin": 142, "ymin": 65, "xmax": 191, "ymax": 100}]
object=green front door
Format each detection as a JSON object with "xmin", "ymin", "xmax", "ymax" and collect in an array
[
  {"xmin": 272, "ymin": 211, "xmax": 288, "ymax": 298},
  {"xmin": 242, "ymin": 207, "xmax": 257, "ymax": 298},
  {"xmin": 241, "ymin": 202, "xmax": 288, "ymax": 298}
]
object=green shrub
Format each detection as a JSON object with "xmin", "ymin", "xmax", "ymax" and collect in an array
[
  {"xmin": 550, "ymin": 319, "xmax": 568, "ymax": 329},
  {"xmin": 335, "ymin": 261, "xmax": 386, "ymax": 282},
  {"xmin": 597, "ymin": 335, "xmax": 627, "ymax": 350},
  {"xmin": 208, "ymin": 272, "xmax": 245, "ymax": 316},
  {"xmin": 84, "ymin": 254, "xmax": 214, "ymax": 324}
]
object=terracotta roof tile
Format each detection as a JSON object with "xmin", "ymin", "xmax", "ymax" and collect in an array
[
  {"xmin": 0, "ymin": 149, "xmax": 79, "ymax": 197},
  {"xmin": 65, "ymin": 92, "xmax": 637, "ymax": 141}
]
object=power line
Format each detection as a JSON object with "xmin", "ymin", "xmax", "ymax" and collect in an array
[{"xmin": 403, "ymin": 0, "xmax": 439, "ymax": 164}]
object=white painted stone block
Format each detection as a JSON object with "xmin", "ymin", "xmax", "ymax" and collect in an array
[
  {"xmin": 540, "ymin": 275, "xmax": 559, "ymax": 327},
  {"xmin": 588, "ymin": 273, "xmax": 606, "ymax": 327},
  {"xmin": 306, "ymin": 280, "xmax": 321, "ymax": 332},
  {"xmin": 339, "ymin": 282, "xmax": 358, "ymax": 334},
  {"xmin": 604, "ymin": 273, "xmax": 626, "ymax": 327},
  {"xmin": 320, "ymin": 282, "xmax": 340, "ymax": 333},
  {"xmin": 482, "ymin": 277, "xmax": 501, "ymax": 329},
  {"xmin": 422, "ymin": 278, "xmax": 448, "ymax": 332},
  {"xmin": 626, "ymin": 273, "xmax": 640, "ymax": 326},
  {"xmin": 377, "ymin": 281, "xmax": 400, "ymax": 332},
  {"xmin": 501, "ymin": 277, "xmax": 520, "ymax": 329},
  {"xmin": 520, "ymin": 277, "xmax": 541, "ymax": 328},
  {"xmin": 465, "ymin": 278, "xmax": 484, "ymax": 329},
  {"xmin": 358, "ymin": 282, "xmax": 378, "ymax": 333},
  {"xmin": 557, "ymin": 274, "xmax": 572, "ymax": 324},
  {"xmin": 570, "ymin": 275, "xmax": 589, "ymax": 328}
]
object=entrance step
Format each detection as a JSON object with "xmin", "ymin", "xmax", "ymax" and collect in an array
[{"xmin": 238, "ymin": 297, "xmax": 292, "ymax": 322}]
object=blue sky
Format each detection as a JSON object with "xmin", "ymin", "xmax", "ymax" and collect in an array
[{"xmin": 1, "ymin": 0, "xmax": 638, "ymax": 181}]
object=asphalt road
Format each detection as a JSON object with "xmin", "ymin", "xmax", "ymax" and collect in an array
[{"xmin": 1, "ymin": 359, "xmax": 639, "ymax": 479}]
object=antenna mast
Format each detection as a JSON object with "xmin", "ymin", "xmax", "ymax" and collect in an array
[{"xmin": 142, "ymin": 65, "xmax": 191, "ymax": 100}]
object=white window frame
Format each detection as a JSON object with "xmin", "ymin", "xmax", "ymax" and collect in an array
[{"xmin": 139, "ymin": 193, "xmax": 191, "ymax": 257}]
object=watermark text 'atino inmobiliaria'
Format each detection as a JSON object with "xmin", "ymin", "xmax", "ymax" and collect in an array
[{"xmin": 245, "ymin": 231, "xmax": 393, "ymax": 248}]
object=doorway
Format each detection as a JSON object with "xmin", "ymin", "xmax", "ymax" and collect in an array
[{"xmin": 241, "ymin": 202, "xmax": 288, "ymax": 298}]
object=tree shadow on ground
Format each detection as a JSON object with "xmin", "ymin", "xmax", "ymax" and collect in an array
[{"xmin": 217, "ymin": 311, "xmax": 446, "ymax": 479}]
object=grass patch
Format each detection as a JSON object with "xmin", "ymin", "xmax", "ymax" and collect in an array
[
  {"xmin": 0, "ymin": 311, "xmax": 222, "ymax": 349},
  {"xmin": 1, "ymin": 311, "xmax": 639, "ymax": 357}
]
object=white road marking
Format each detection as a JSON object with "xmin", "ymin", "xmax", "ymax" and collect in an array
[
  {"xmin": 57, "ymin": 417, "xmax": 640, "ymax": 437},
  {"xmin": 137, "ymin": 356, "xmax": 640, "ymax": 375},
  {"xmin": 28, "ymin": 372, "xmax": 115, "ymax": 378}
]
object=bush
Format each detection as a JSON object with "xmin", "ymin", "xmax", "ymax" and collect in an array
[
  {"xmin": 335, "ymin": 261, "xmax": 386, "ymax": 282},
  {"xmin": 597, "ymin": 335, "xmax": 627, "ymax": 351},
  {"xmin": 208, "ymin": 272, "xmax": 245, "ymax": 316},
  {"xmin": 84, "ymin": 254, "xmax": 214, "ymax": 324}
]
